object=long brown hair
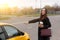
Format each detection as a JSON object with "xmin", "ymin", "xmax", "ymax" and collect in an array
[{"xmin": 40, "ymin": 8, "xmax": 47, "ymax": 21}]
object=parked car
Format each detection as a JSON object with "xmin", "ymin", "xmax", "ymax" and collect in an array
[{"xmin": 0, "ymin": 23, "xmax": 30, "ymax": 40}]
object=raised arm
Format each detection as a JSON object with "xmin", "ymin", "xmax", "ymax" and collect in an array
[{"xmin": 29, "ymin": 18, "xmax": 40, "ymax": 23}]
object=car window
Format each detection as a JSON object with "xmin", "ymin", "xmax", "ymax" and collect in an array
[
  {"xmin": 4, "ymin": 25, "xmax": 19, "ymax": 38},
  {"xmin": 0, "ymin": 33, "xmax": 6, "ymax": 40},
  {"xmin": 0, "ymin": 27, "xmax": 3, "ymax": 33},
  {"xmin": 0, "ymin": 27, "xmax": 6, "ymax": 40}
]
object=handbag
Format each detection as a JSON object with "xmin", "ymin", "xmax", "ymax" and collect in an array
[{"xmin": 40, "ymin": 29, "xmax": 51, "ymax": 37}]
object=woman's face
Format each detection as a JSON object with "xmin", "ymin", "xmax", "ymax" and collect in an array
[{"xmin": 41, "ymin": 9, "xmax": 46, "ymax": 15}]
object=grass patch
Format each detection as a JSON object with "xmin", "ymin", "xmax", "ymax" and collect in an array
[
  {"xmin": 15, "ymin": 14, "xmax": 60, "ymax": 17},
  {"xmin": 47, "ymin": 14, "xmax": 60, "ymax": 16},
  {"xmin": 26, "ymin": 14, "xmax": 60, "ymax": 17},
  {"xmin": 0, "ymin": 17, "xmax": 10, "ymax": 20},
  {"xmin": 25, "ymin": 13, "xmax": 40, "ymax": 17}
]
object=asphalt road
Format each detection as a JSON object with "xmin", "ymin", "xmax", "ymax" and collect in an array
[{"xmin": 0, "ymin": 15, "xmax": 60, "ymax": 40}]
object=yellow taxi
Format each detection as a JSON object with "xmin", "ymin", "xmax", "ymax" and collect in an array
[{"xmin": 0, "ymin": 23, "xmax": 30, "ymax": 40}]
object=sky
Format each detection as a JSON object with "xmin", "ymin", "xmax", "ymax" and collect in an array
[
  {"xmin": 41, "ymin": 0, "xmax": 60, "ymax": 8},
  {"xmin": 0, "ymin": 0, "xmax": 60, "ymax": 8}
]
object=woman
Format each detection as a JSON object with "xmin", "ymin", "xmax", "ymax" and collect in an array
[{"xmin": 28, "ymin": 8, "xmax": 51, "ymax": 40}]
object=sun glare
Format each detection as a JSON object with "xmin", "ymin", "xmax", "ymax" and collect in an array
[
  {"xmin": 0, "ymin": 0, "xmax": 17, "ymax": 8},
  {"xmin": 0, "ymin": 0, "xmax": 36, "ymax": 8}
]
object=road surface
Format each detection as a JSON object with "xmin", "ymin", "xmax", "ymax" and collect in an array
[{"xmin": 0, "ymin": 15, "xmax": 60, "ymax": 40}]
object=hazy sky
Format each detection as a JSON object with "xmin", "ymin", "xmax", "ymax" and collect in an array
[
  {"xmin": 0, "ymin": 0, "xmax": 60, "ymax": 8},
  {"xmin": 41, "ymin": 0, "xmax": 60, "ymax": 8},
  {"xmin": 13, "ymin": 0, "xmax": 60, "ymax": 8}
]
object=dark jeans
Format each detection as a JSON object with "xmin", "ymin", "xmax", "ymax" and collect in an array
[
  {"xmin": 41, "ymin": 36, "xmax": 50, "ymax": 40},
  {"xmin": 38, "ymin": 27, "xmax": 50, "ymax": 40}
]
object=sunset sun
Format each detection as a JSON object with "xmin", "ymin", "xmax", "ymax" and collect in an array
[
  {"xmin": 0, "ymin": 0, "xmax": 18, "ymax": 8},
  {"xmin": 0, "ymin": 0, "xmax": 37, "ymax": 8}
]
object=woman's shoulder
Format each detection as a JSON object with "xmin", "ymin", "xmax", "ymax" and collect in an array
[
  {"xmin": 41, "ymin": 17, "xmax": 49, "ymax": 21},
  {"xmin": 46, "ymin": 17, "xmax": 49, "ymax": 19},
  {"xmin": 44, "ymin": 17, "xmax": 49, "ymax": 21}
]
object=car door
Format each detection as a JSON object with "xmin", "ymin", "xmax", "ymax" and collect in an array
[
  {"xmin": 0, "ymin": 27, "xmax": 6, "ymax": 40},
  {"xmin": 3, "ymin": 25, "xmax": 25, "ymax": 40}
]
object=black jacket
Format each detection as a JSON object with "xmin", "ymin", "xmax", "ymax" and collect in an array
[{"xmin": 29, "ymin": 17, "xmax": 51, "ymax": 29}]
